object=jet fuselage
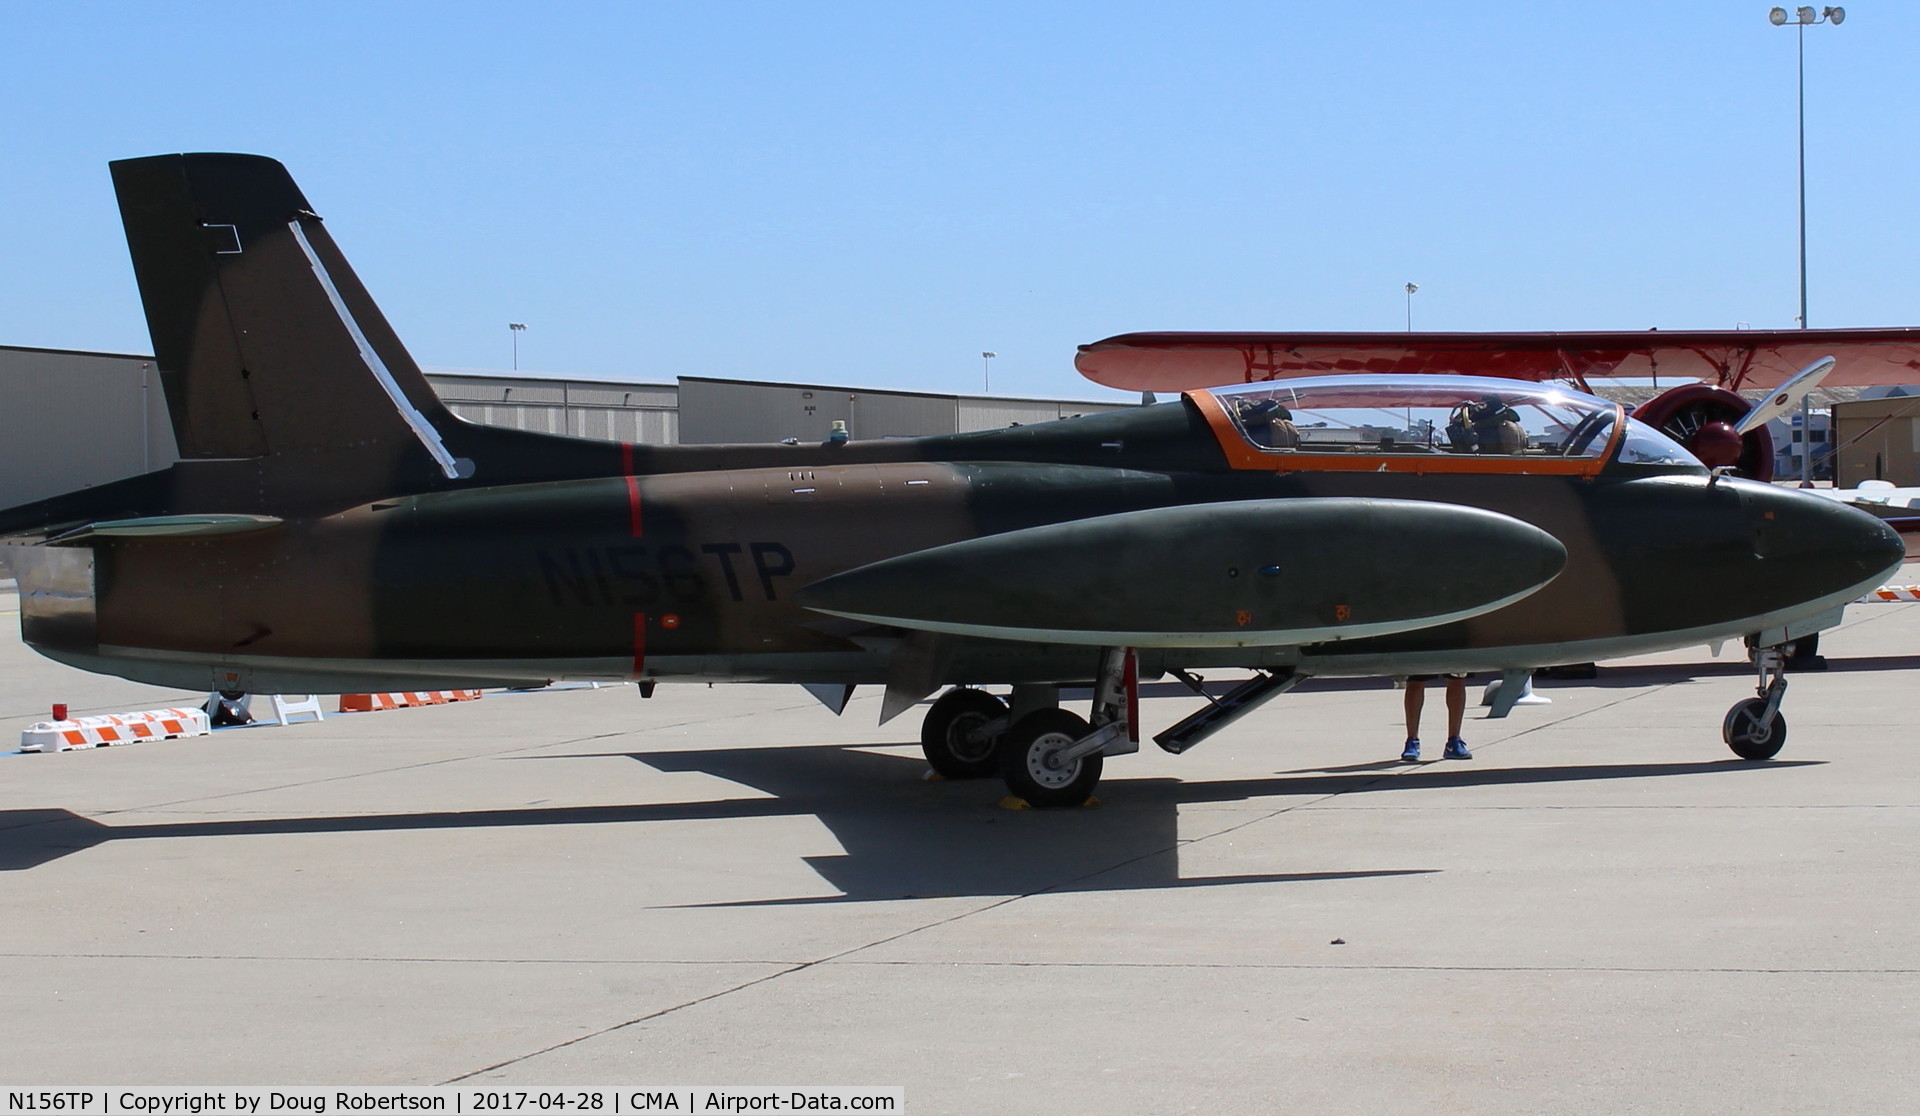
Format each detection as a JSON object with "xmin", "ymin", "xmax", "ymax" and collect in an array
[{"xmin": 17, "ymin": 398, "xmax": 1901, "ymax": 695}]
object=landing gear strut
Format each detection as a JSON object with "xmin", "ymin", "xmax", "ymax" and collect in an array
[
  {"xmin": 924, "ymin": 651, "xmax": 1302, "ymax": 806},
  {"xmin": 1723, "ymin": 643, "xmax": 1790, "ymax": 761},
  {"xmin": 921, "ymin": 649, "xmax": 1135, "ymax": 807},
  {"xmin": 994, "ymin": 649, "xmax": 1140, "ymax": 806}
]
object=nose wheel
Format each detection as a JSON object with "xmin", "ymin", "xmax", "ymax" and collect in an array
[
  {"xmin": 1724, "ymin": 643, "xmax": 1791, "ymax": 761},
  {"xmin": 1722, "ymin": 698, "xmax": 1787, "ymax": 760}
]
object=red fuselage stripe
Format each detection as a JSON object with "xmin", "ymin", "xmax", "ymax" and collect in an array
[{"xmin": 621, "ymin": 442, "xmax": 643, "ymax": 536}]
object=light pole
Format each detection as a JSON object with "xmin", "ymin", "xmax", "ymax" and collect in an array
[
  {"xmin": 1769, "ymin": 5, "xmax": 1844, "ymax": 332},
  {"xmin": 1768, "ymin": 6, "xmax": 1844, "ymax": 484},
  {"xmin": 509, "ymin": 322, "xmax": 526, "ymax": 371},
  {"xmin": 1404, "ymin": 282, "xmax": 1418, "ymax": 331},
  {"xmin": 982, "ymin": 351, "xmax": 996, "ymax": 393}
]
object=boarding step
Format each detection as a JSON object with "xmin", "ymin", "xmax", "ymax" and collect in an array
[{"xmin": 1153, "ymin": 668, "xmax": 1299, "ymax": 754}]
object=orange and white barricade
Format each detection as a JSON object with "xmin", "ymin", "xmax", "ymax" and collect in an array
[
  {"xmin": 21, "ymin": 707, "xmax": 212, "ymax": 752},
  {"xmin": 338, "ymin": 690, "xmax": 484, "ymax": 713},
  {"xmin": 1857, "ymin": 584, "xmax": 1920, "ymax": 603}
]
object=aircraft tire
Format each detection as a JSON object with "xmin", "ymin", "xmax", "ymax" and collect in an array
[
  {"xmin": 1786, "ymin": 633, "xmax": 1827, "ymax": 671},
  {"xmin": 998, "ymin": 709, "xmax": 1101, "ymax": 808},
  {"xmin": 921, "ymin": 687, "xmax": 1009, "ymax": 779},
  {"xmin": 1722, "ymin": 698, "xmax": 1787, "ymax": 760}
]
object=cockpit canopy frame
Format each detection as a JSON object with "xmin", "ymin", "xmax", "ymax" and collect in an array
[{"xmin": 1190, "ymin": 375, "xmax": 1700, "ymax": 476}]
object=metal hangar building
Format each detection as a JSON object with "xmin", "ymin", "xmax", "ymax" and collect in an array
[{"xmin": 0, "ymin": 344, "xmax": 1132, "ymax": 510}]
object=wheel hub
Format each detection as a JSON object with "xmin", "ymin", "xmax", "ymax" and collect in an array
[
  {"xmin": 947, "ymin": 713, "xmax": 994, "ymax": 763},
  {"xmin": 1027, "ymin": 733, "xmax": 1080, "ymax": 787}
]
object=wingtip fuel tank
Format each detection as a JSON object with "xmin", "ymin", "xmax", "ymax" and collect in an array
[{"xmin": 794, "ymin": 498, "xmax": 1568, "ymax": 647}]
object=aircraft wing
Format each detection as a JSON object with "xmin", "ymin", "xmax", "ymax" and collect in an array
[{"xmin": 1076, "ymin": 328, "xmax": 1920, "ymax": 393}]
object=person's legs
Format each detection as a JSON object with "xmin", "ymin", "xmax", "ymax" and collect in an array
[
  {"xmin": 1443, "ymin": 676, "xmax": 1473, "ymax": 759},
  {"xmin": 1444, "ymin": 676, "xmax": 1466, "ymax": 737},
  {"xmin": 1402, "ymin": 680, "xmax": 1427, "ymax": 760}
]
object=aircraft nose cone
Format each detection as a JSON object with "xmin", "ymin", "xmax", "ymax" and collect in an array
[{"xmin": 1749, "ymin": 484, "xmax": 1905, "ymax": 596}]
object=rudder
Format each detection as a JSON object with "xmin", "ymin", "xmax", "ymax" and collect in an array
[{"xmin": 112, "ymin": 153, "xmax": 468, "ymax": 481}]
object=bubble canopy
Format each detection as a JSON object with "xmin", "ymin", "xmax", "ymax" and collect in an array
[{"xmin": 1197, "ymin": 375, "xmax": 1702, "ymax": 474}]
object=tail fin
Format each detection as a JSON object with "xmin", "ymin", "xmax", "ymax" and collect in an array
[{"xmin": 112, "ymin": 153, "xmax": 469, "ymax": 480}]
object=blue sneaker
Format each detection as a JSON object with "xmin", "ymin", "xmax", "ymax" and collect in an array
[
  {"xmin": 1401, "ymin": 738, "xmax": 1421, "ymax": 762},
  {"xmin": 1443, "ymin": 737, "xmax": 1472, "ymax": 760}
]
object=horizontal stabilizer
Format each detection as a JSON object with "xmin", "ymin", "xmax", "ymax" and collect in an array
[
  {"xmin": 48, "ymin": 514, "xmax": 283, "ymax": 544},
  {"xmin": 795, "ymin": 498, "xmax": 1565, "ymax": 647}
]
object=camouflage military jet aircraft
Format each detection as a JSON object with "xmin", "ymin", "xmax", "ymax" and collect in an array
[{"xmin": 0, "ymin": 154, "xmax": 1904, "ymax": 805}]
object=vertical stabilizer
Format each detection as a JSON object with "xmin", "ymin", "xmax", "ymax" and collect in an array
[{"xmin": 111, "ymin": 153, "xmax": 468, "ymax": 484}]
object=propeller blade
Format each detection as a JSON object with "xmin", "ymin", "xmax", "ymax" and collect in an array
[{"xmin": 1737, "ymin": 356, "xmax": 1837, "ymax": 436}]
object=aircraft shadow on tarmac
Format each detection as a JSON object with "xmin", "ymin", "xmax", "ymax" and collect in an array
[{"xmin": 0, "ymin": 749, "xmax": 1819, "ymax": 905}]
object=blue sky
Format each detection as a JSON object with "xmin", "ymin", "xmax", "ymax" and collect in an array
[{"xmin": 2, "ymin": 2, "xmax": 1914, "ymax": 400}]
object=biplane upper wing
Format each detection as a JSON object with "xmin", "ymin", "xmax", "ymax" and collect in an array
[{"xmin": 1076, "ymin": 328, "xmax": 1920, "ymax": 393}]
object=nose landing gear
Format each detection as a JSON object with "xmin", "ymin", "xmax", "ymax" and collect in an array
[{"xmin": 1723, "ymin": 643, "xmax": 1790, "ymax": 760}]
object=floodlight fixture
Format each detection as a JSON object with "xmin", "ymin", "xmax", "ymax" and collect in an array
[{"xmin": 1776, "ymin": 5, "xmax": 1843, "ymax": 25}]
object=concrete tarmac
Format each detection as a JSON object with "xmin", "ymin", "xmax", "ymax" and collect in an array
[{"xmin": 2, "ymin": 584, "xmax": 1917, "ymax": 1112}]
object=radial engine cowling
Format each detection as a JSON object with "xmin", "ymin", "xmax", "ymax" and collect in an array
[{"xmin": 1634, "ymin": 383, "xmax": 1775, "ymax": 481}]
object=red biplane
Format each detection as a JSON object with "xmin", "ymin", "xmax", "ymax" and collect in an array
[{"xmin": 1077, "ymin": 328, "xmax": 1920, "ymax": 482}]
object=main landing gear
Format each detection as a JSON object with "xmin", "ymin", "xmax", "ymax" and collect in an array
[
  {"xmin": 1723, "ymin": 641, "xmax": 1792, "ymax": 761},
  {"xmin": 918, "ymin": 683, "xmax": 1108, "ymax": 806},
  {"xmin": 920, "ymin": 649, "xmax": 1300, "ymax": 807},
  {"xmin": 919, "ymin": 687, "xmax": 1010, "ymax": 779},
  {"xmin": 919, "ymin": 650, "xmax": 1140, "ymax": 807},
  {"xmin": 999, "ymin": 708, "xmax": 1105, "ymax": 808}
]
